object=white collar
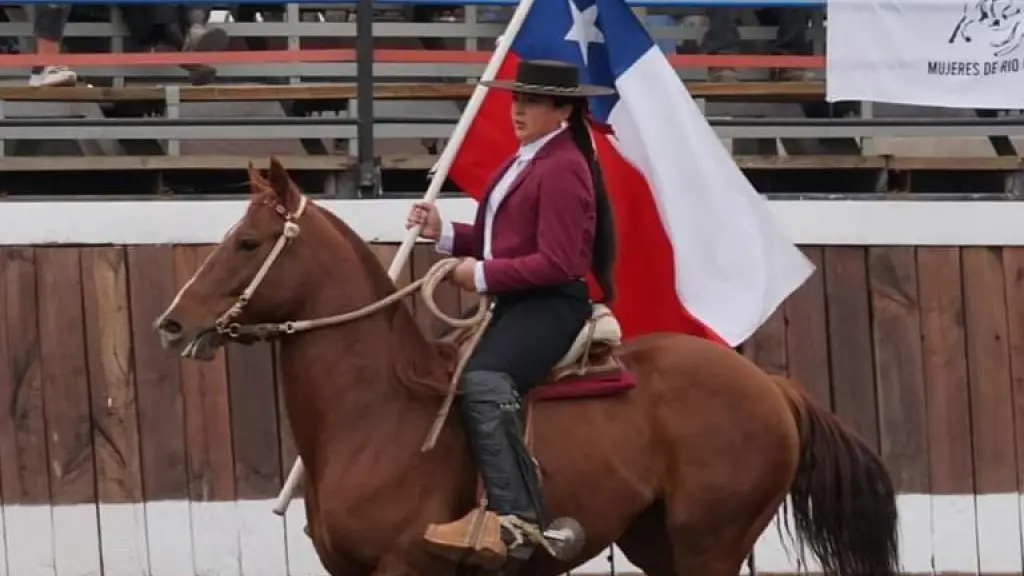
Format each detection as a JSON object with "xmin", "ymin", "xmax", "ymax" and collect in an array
[{"xmin": 516, "ymin": 125, "xmax": 566, "ymax": 163}]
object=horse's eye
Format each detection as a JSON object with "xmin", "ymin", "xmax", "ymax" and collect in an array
[{"xmin": 237, "ymin": 238, "xmax": 260, "ymax": 252}]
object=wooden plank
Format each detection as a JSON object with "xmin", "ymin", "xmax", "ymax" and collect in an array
[
  {"xmin": 369, "ymin": 243, "xmax": 415, "ymax": 318},
  {"xmin": 740, "ymin": 306, "xmax": 788, "ymax": 575},
  {"xmin": 36, "ymin": 248, "xmax": 102, "ymax": 576},
  {"xmin": 0, "ymin": 247, "xmax": 56, "ymax": 576},
  {"xmin": 81, "ymin": 246, "xmax": 150, "ymax": 575},
  {"xmin": 690, "ymin": 81, "xmax": 825, "ymax": 101},
  {"xmin": 274, "ymin": 344, "xmax": 298, "ymax": 485},
  {"xmin": 125, "ymin": 245, "xmax": 193, "ymax": 576},
  {"xmin": 0, "ymin": 248, "xmax": 10, "ymax": 576},
  {"xmin": 0, "ymin": 81, "xmax": 825, "ymax": 103},
  {"xmin": 0, "ymin": 83, "xmax": 476, "ymax": 103},
  {"xmin": 0, "ymin": 154, "xmax": 895, "ymax": 173},
  {"xmin": 740, "ymin": 308, "xmax": 787, "ymax": 377},
  {"xmin": 783, "ymin": 247, "xmax": 831, "ymax": 409},
  {"xmin": 961, "ymin": 247, "xmax": 1022, "ymax": 575},
  {"xmin": 1004, "ymin": 247, "xmax": 1024, "ymax": 555},
  {"xmin": 888, "ymin": 156, "xmax": 1024, "ymax": 170},
  {"xmin": 171, "ymin": 245, "xmax": 241, "ymax": 576},
  {"xmin": 866, "ymin": 246, "xmax": 931, "ymax": 574},
  {"xmin": 178, "ymin": 83, "xmax": 474, "ymax": 102},
  {"xmin": 917, "ymin": 247, "xmax": 977, "ymax": 574},
  {"xmin": 411, "ymin": 245, "xmax": 461, "ymax": 337},
  {"xmin": 734, "ymin": 155, "xmax": 887, "ymax": 170},
  {"xmin": 4, "ymin": 154, "xmax": 1015, "ymax": 174},
  {"xmin": 822, "ymin": 247, "xmax": 878, "ymax": 451},
  {"xmin": 226, "ymin": 338, "xmax": 287, "ymax": 576},
  {"xmin": 0, "ymin": 83, "xmax": 467, "ymax": 102},
  {"xmin": 0, "ymin": 155, "xmax": 356, "ymax": 172}
]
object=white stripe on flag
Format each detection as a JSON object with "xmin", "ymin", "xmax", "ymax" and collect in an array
[{"xmin": 606, "ymin": 46, "xmax": 815, "ymax": 345}]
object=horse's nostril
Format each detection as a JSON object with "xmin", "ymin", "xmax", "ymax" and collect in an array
[{"xmin": 160, "ymin": 318, "xmax": 183, "ymax": 335}]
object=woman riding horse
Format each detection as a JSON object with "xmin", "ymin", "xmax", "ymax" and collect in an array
[{"xmin": 406, "ymin": 58, "xmax": 617, "ymax": 568}]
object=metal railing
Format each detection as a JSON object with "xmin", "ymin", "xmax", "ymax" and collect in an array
[{"xmin": 1, "ymin": 0, "xmax": 1021, "ymax": 200}]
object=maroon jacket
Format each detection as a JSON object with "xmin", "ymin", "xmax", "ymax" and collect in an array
[{"xmin": 450, "ymin": 130, "xmax": 596, "ymax": 294}]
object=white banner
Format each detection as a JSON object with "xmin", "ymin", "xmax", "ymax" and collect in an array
[{"xmin": 826, "ymin": 0, "xmax": 1024, "ymax": 109}]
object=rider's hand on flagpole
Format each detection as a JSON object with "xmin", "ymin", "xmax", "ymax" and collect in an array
[{"xmin": 406, "ymin": 201, "xmax": 442, "ymax": 241}]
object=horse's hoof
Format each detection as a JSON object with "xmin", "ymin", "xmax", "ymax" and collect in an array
[{"xmin": 542, "ymin": 517, "xmax": 585, "ymax": 561}]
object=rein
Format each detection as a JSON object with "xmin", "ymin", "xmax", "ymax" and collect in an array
[{"xmin": 204, "ymin": 193, "xmax": 492, "ymax": 452}]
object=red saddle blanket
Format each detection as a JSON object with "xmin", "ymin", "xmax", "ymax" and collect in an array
[{"xmin": 528, "ymin": 369, "xmax": 637, "ymax": 401}]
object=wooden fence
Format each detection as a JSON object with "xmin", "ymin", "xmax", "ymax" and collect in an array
[{"xmin": 0, "ymin": 242, "xmax": 1021, "ymax": 575}]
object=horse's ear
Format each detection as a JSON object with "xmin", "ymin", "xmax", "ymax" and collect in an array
[
  {"xmin": 247, "ymin": 161, "xmax": 268, "ymax": 194},
  {"xmin": 267, "ymin": 156, "xmax": 298, "ymax": 207}
]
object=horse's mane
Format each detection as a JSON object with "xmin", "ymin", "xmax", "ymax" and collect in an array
[
  {"xmin": 310, "ymin": 202, "xmax": 456, "ymax": 397},
  {"xmin": 314, "ymin": 203, "xmax": 401, "ymax": 303}
]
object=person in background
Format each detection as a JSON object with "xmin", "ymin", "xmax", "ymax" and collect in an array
[
  {"xmin": 119, "ymin": 5, "xmax": 228, "ymax": 85},
  {"xmin": 700, "ymin": 6, "xmax": 817, "ymax": 82},
  {"xmin": 1, "ymin": 9, "xmax": 23, "ymax": 59},
  {"xmin": 29, "ymin": 4, "xmax": 76, "ymax": 87}
]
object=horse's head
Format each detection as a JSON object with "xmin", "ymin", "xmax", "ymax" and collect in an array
[{"xmin": 155, "ymin": 157, "xmax": 328, "ymax": 360}]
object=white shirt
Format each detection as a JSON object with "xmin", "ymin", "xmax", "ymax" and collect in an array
[{"xmin": 435, "ymin": 125, "xmax": 567, "ymax": 292}]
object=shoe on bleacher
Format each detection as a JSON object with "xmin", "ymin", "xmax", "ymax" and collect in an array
[
  {"xmin": 184, "ymin": 24, "xmax": 229, "ymax": 53},
  {"xmin": 182, "ymin": 24, "xmax": 230, "ymax": 85},
  {"xmin": 708, "ymin": 67, "xmax": 739, "ymax": 82},
  {"xmin": 29, "ymin": 65, "xmax": 78, "ymax": 87},
  {"xmin": 777, "ymin": 68, "xmax": 816, "ymax": 82}
]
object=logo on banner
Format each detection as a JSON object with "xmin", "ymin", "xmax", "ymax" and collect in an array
[{"xmin": 931, "ymin": 0, "xmax": 1024, "ymax": 76}]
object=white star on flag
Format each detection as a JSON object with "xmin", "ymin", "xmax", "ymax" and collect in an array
[{"xmin": 564, "ymin": 0, "xmax": 604, "ymax": 65}]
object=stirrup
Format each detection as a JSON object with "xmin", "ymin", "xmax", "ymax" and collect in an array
[{"xmin": 498, "ymin": 515, "xmax": 558, "ymax": 557}]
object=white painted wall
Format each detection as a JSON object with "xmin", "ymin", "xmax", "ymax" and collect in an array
[
  {"xmin": 0, "ymin": 199, "xmax": 1021, "ymax": 246},
  {"xmin": 0, "ymin": 494, "xmax": 1010, "ymax": 575}
]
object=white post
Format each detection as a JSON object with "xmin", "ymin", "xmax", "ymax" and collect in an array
[{"xmin": 271, "ymin": 0, "xmax": 539, "ymax": 517}]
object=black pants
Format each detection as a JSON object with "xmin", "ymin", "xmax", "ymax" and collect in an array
[
  {"xmin": 120, "ymin": 5, "xmax": 208, "ymax": 49},
  {"xmin": 456, "ymin": 280, "xmax": 590, "ymax": 532},
  {"xmin": 464, "ymin": 279, "xmax": 592, "ymax": 396},
  {"xmin": 33, "ymin": 5, "xmax": 71, "ymax": 43}
]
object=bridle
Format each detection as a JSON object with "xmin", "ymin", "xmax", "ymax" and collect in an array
[
  {"xmin": 213, "ymin": 193, "xmax": 309, "ymax": 340},
  {"xmin": 207, "ymin": 191, "xmax": 488, "ymax": 344}
]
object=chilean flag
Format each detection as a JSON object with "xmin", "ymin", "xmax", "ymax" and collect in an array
[{"xmin": 446, "ymin": 0, "xmax": 815, "ymax": 347}]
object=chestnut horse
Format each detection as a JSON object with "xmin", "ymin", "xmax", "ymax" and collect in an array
[{"xmin": 155, "ymin": 159, "xmax": 899, "ymax": 576}]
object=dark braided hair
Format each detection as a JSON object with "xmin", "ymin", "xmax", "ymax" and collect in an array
[{"xmin": 553, "ymin": 96, "xmax": 617, "ymax": 304}]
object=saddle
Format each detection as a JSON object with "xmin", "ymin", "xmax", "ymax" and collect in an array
[{"xmin": 444, "ymin": 303, "xmax": 625, "ymax": 384}]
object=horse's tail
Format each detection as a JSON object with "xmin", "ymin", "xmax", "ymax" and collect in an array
[{"xmin": 771, "ymin": 375, "xmax": 900, "ymax": 576}]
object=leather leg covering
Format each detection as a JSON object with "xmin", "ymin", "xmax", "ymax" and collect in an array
[
  {"xmin": 423, "ymin": 371, "xmax": 549, "ymax": 567},
  {"xmin": 459, "ymin": 370, "xmax": 546, "ymax": 527},
  {"xmin": 33, "ymin": 4, "xmax": 70, "ymax": 42}
]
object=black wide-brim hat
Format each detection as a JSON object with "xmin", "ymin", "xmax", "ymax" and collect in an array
[{"xmin": 479, "ymin": 59, "xmax": 616, "ymax": 98}]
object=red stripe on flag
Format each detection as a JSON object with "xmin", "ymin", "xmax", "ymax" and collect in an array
[{"xmin": 593, "ymin": 135, "xmax": 727, "ymax": 345}]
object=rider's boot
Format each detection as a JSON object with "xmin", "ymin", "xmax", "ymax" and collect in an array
[{"xmin": 422, "ymin": 370, "xmax": 547, "ymax": 569}]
